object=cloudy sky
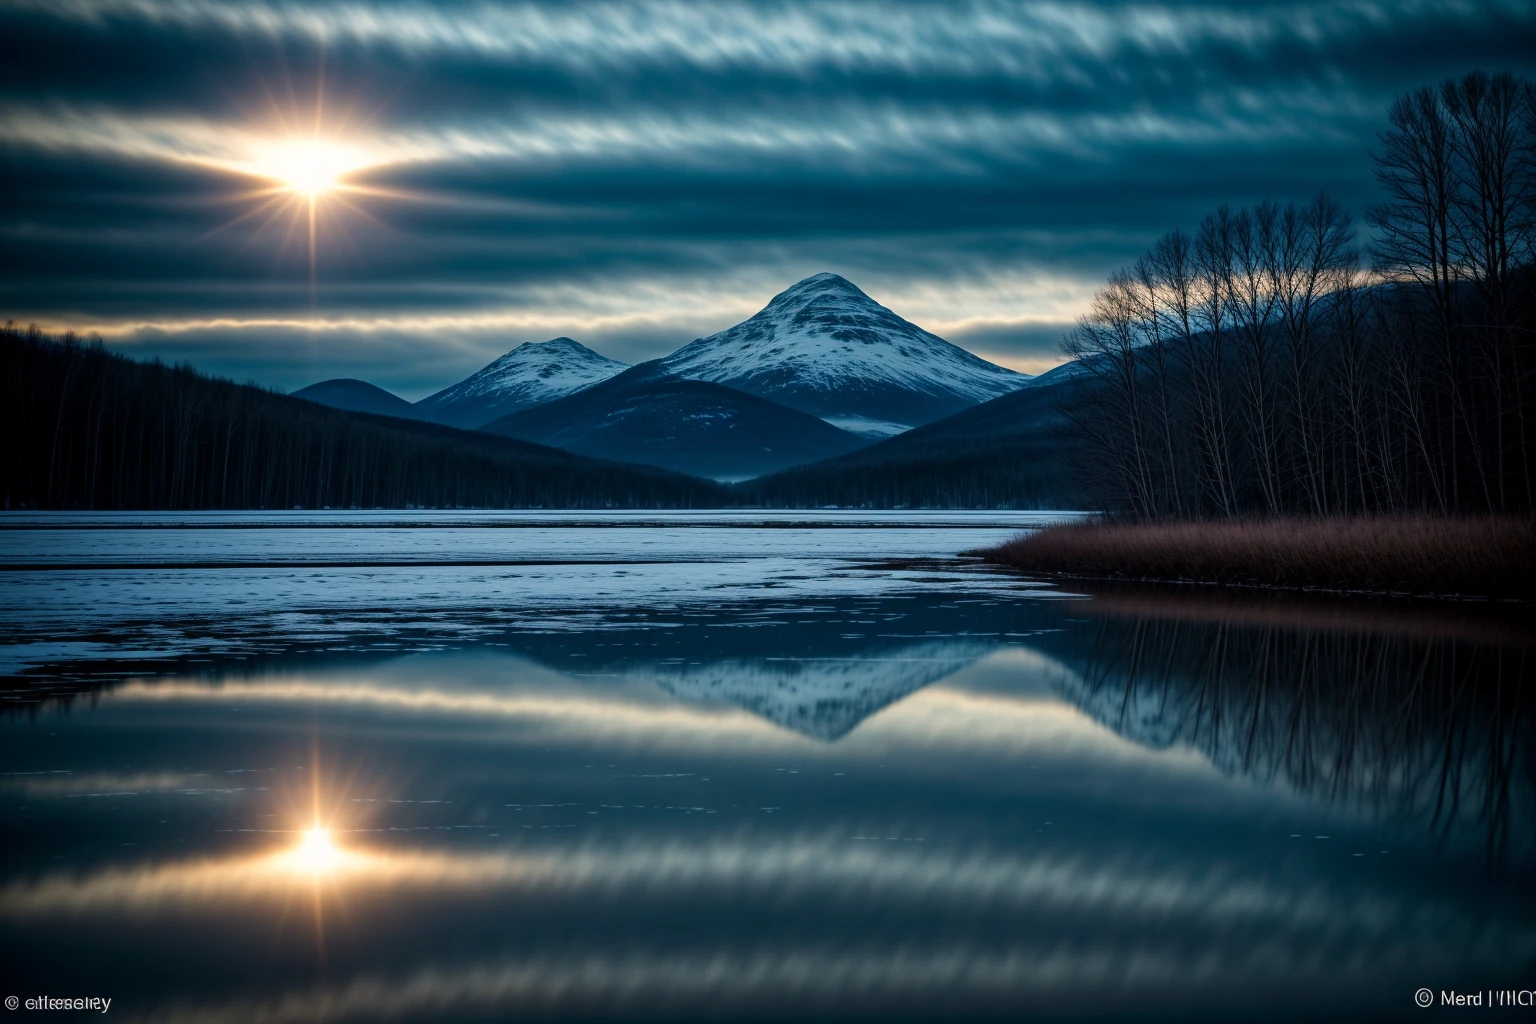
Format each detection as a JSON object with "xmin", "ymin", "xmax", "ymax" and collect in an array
[{"xmin": 2, "ymin": 1, "xmax": 1533, "ymax": 399}]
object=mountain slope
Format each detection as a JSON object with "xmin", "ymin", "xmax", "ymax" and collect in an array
[
  {"xmin": 661, "ymin": 273, "xmax": 1030, "ymax": 436},
  {"xmin": 482, "ymin": 362, "xmax": 871, "ymax": 480},
  {"xmin": 737, "ymin": 366, "xmax": 1087, "ymax": 508},
  {"xmin": 414, "ymin": 337, "xmax": 629, "ymax": 429},
  {"xmin": 292, "ymin": 378, "xmax": 423, "ymax": 420}
]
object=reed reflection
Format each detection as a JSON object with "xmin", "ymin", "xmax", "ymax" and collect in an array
[{"xmin": 1060, "ymin": 585, "xmax": 1536, "ymax": 862}]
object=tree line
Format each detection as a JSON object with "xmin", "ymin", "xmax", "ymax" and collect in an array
[
  {"xmin": 1067, "ymin": 71, "xmax": 1535, "ymax": 518},
  {"xmin": 741, "ymin": 372, "xmax": 1089, "ymax": 509},
  {"xmin": 740, "ymin": 439, "xmax": 1073, "ymax": 509},
  {"xmin": 0, "ymin": 324, "xmax": 727, "ymax": 510}
]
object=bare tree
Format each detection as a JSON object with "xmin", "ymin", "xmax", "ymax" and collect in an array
[
  {"xmin": 1064, "ymin": 274, "xmax": 1157, "ymax": 516},
  {"xmin": 1276, "ymin": 193, "xmax": 1358, "ymax": 513},
  {"xmin": 1226, "ymin": 202, "xmax": 1283, "ymax": 513},
  {"xmin": 1130, "ymin": 252, "xmax": 1186, "ymax": 516},
  {"xmin": 1191, "ymin": 210, "xmax": 1240, "ymax": 516},
  {"xmin": 1442, "ymin": 71, "xmax": 1535, "ymax": 508},
  {"xmin": 1370, "ymin": 84, "xmax": 1483, "ymax": 508}
]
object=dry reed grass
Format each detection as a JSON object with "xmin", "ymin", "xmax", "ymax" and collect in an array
[{"xmin": 981, "ymin": 516, "xmax": 1536, "ymax": 599}]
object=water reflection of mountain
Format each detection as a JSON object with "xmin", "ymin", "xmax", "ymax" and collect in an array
[
  {"xmin": 5, "ymin": 593, "xmax": 1053, "ymax": 740},
  {"xmin": 1044, "ymin": 585, "xmax": 1536, "ymax": 861},
  {"xmin": 506, "ymin": 628, "xmax": 994, "ymax": 742},
  {"xmin": 486, "ymin": 599, "xmax": 1025, "ymax": 740},
  {"xmin": 641, "ymin": 643, "xmax": 993, "ymax": 740}
]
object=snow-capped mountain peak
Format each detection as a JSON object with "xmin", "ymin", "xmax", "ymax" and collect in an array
[
  {"xmin": 447, "ymin": 338, "xmax": 626, "ymax": 401},
  {"xmin": 414, "ymin": 337, "xmax": 629, "ymax": 429},
  {"xmin": 758, "ymin": 271, "xmax": 872, "ymax": 312},
  {"xmin": 660, "ymin": 273, "xmax": 1030, "ymax": 436}
]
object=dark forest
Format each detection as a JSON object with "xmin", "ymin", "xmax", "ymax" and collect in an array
[{"xmin": 0, "ymin": 325, "xmax": 727, "ymax": 510}]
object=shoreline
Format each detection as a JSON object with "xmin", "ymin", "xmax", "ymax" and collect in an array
[{"xmin": 976, "ymin": 515, "xmax": 1536, "ymax": 602}]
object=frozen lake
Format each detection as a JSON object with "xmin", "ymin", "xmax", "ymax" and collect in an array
[
  {"xmin": 1, "ymin": 511, "xmax": 1532, "ymax": 1021},
  {"xmin": 0, "ymin": 510, "xmax": 1075, "ymax": 685}
]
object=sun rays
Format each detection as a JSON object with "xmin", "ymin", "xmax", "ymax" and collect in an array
[
  {"xmin": 186, "ymin": 56, "xmax": 412, "ymax": 304},
  {"xmin": 216, "ymin": 132, "xmax": 389, "ymax": 301}
]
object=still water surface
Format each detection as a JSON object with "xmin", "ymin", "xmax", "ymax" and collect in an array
[{"xmin": 1, "ymin": 512, "xmax": 1532, "ymax": 1022}]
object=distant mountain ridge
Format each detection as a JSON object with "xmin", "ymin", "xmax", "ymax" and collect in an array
[
  {"xmin": 292, "ymin": 378, "xmax": 425, "ymax": 420},
  {"xmin": 413, "ymin": 337, "xmax": 629, "ymax": 429},
  {"xmin": 661, "ymin": 273, "xmax": 1031, "ymax": 436},
  {"xmin": 292, "ymin": 273, "xmax": 1043, "ymax": 481},
  {"xmin": 483, "ymin": 362, "xmax": 870, "ymax": 480}
]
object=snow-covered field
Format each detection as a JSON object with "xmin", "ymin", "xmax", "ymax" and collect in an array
[
  {"xmin": 0, "ymin": 510, "xmax": 1079, "ymax": 684},
  {"xmin": 0, "ymin": 510, "xmax": 1076, "ymax": 570},
  {"xmin": 0, "ymin": 509, "xmax": 1075, "ymax": 531}
]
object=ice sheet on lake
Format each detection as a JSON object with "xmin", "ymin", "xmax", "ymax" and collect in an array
[
  {"xmin": 0, "ymin": 511, "xmax": 1073, "ymax": 683},
  {"xmin": 0, "ymin": 509, "xmax": 1081, "ymax": 532}
]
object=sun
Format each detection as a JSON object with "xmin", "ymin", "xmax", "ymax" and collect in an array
[
  {"xmin": 256, "ymin": 139, "xmax": 366, "ymax": 197},
  {"xmin": 290, "ymin": 826, "xmax": 342, "ymax": 872},
  {"xmin": 222, "ymin": 135, "xmax": 383, "ymax": 296}
]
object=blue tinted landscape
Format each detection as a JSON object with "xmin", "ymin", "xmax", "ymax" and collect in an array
[
  {"xmin": 3, "ymin": 513, "xmax": 1531, "ymax": 1021},
  {"xmin": 3, "ymin": 2, "xmax": 1535, "ymax": 1020}
]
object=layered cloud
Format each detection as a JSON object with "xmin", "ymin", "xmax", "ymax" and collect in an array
[{"xmin": 2, "ymin": 1, "xmax": 1533, "ymax": 394}]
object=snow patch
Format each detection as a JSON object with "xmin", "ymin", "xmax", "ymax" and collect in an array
[{"xmin": 822, "ymin": 415, "xmax": 912, "ymax": 438}]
